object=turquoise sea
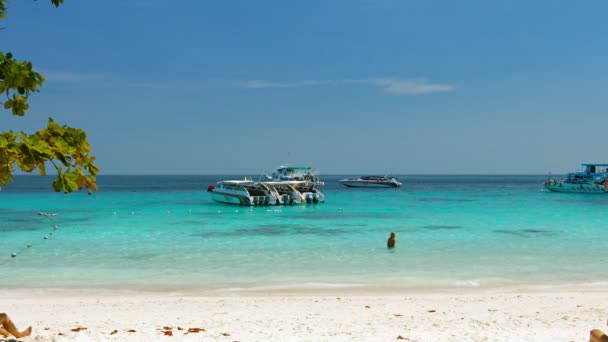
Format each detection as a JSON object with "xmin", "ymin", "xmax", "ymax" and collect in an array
[{"xmin": 1, "ymin": 175, "xmax": 607, "ymax": 293}]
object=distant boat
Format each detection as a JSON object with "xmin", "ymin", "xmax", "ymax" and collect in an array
[
  {"xmin": 339, "ymin": 175, "xmax": 401, "ymax": 188},
  {"xmin": 544, "ymin": 163, "xmax": 608, "ymax": 193}
]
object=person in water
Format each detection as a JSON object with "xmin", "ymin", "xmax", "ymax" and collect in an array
[
  {"xmin": 387, "ymin": 232, "xmax": 396, "ymax": 248},
  {"xmin": 0, "ymin": 313, "xmax": 32, "ymax": 339}
]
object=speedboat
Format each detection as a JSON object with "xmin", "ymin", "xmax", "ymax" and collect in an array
[
  {"xmin": 544, "ymin": 163, "xmax": 608, "ymax": 193},
  {"xmin": 339, "ymin": 175, "xmax": 401, "ymax": 188},
  {"xmin": 263, "ymin": 181, "xmax": 304, "ymax": 205},
  {"xmin": 264, "ymin": 181, "xmax": 324, "ymax": 204},
  {"xmin": 293, "ymin": 182, "xmax": 325, "ymax": 203},
  {"xmin": 267, "ymin": 165, "xmax": 324, "ymax": 187},
  {"xmin": 207, "ymin": 180, "xmax": 278, "ymax": 205}
]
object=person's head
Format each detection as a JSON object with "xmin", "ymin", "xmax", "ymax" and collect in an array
[{"xmin": 390, "ymin": 232, "xmax": 396, "ymax": 238}]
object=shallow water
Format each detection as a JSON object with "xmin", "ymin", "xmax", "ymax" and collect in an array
[{"xmin": 1, "ymin": 175, "xmax": 607, "ymax": 292}]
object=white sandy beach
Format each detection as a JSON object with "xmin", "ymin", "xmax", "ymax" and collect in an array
[{"xmin": 2, "ymin": 288, "xmax": 607, "ymax": 341}]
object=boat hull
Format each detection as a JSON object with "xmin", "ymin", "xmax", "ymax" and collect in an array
[
  {"xmin": 340, "ymin": 181, "xmax": 400, "ymax": 188},
  {"xmin": 544, "ymin": 182, "xmax": 608, "ymax": 194},
  {"xmin": 210, "ymin": 191, "xmax": 251, "ymax": 205},
  {"xmin": 208, "ymin": 180, "xmax": 324, "ymax": 206}
]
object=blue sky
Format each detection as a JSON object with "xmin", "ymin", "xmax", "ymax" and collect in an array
[{"xmin": 1, "ymin": 0, "xmax": 607, "ymax": 174}]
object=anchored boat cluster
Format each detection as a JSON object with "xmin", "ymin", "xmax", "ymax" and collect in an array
[
  {"xmin": 208, "ymin": 166, "xmax": 325, "ymax": 206},
  {"xmin": 209, "ymin": 162, "xmax": 608, "ymax": 206}
]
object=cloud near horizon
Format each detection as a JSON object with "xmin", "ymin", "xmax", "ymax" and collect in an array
[
  {"xmin": 40, "ymin": 70, "xmax": 183, "ymax": 89},
  {"xmin": 239, "ymin": 78, "xmax": 456, "ymax": 95},
  {"xmin": 40, "ymin": 70, "xmax": 103, "ymax": 82},
  {"xmin": 41, "ymin": 70, "xmax": 455, "ymax": 95}
]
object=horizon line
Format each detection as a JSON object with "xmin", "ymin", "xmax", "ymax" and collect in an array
[{"xmin": 11, "ymin": 173, "xmax": 557, "ymax": 176}]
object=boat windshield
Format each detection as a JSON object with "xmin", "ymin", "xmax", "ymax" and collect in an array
[{"xmin": 361, "ymin": 176, "xmax": 386, "ymax": 180}]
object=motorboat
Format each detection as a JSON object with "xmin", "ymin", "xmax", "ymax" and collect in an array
[
  {"xmin": 207, "ymin": 180, "xmax": 278, "ymax": 206},
  {"xmin": 544, "ymin": 163, "xmax": 608, "ymax": 193},
  {"xmin": 293, "ymin": 182, "xmax": 325, "ymax": 203},
  {"xmin": 339, "ymin": 175, "xmax": 401, "ymax": 188},
  {"xmin": 263, "ymin": 181, "xmax": 304, "ymax": 205},
  {"xmin": 265, "ymin": 180, "xmax": 324, "ymax": 204},
  {"xmin": 267, "ymin": 165, "xmax": 324, "ymax": 187}
]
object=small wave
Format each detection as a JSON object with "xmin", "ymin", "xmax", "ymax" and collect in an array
[
  {"xmin": 215, "ymin": 282, "xmax": 367, "ymax": 292},
  {"xmin": 525, "ymin": 281, "xmax": 608, "ymax": 291},
  {"xmin": 454, "ymin": 280, "xmax": 481, "ymax": 287}
]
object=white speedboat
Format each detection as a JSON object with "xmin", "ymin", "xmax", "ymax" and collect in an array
[
  {"xmin": 208, "ymin": 180, "xmax": 278, "ymax": 205},
  {"xmin": 339, "ymin": 175, "xmax": 401, "ymax": 188},
  {"xmin": 544, "ymin": 163, "xmax": 608, "ymax": 194},
  {"xmin": 265, "ymin": 181, "xmax": 324, "ymax": 204},
  {"xmin": 267, "ymin": 165, "xmax": 324, "ymax": 187},
  {"xmin": 263, "ymin": 181, "xmax": 304, "ymax": 205},
  {"xmin": 295, "ymin": 182, "xmax": 325, "ymax": 204}
]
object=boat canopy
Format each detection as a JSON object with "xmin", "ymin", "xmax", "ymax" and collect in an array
[
  {"xmin": 219, "ymin": 180, "xmax": 255, "ymax": 185},
  {"xmin": 278, "ymin": 166, "xmax": 312, "ymax": 171},
  {"xmin": 264, "ymin": 180, "xmax": 306, "ymax": 185},
  {"xmin": 581, "ymin": 164, "xmax": 608, "ymax": 173}
]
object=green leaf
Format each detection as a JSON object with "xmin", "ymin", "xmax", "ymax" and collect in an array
[{"xmin": 1, "ymin": 1, "xmax": 99, "ymax": 194}]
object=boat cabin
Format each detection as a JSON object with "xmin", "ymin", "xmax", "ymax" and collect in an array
[
  {"xmin": 272, "ymin": 166, "xmax": 315, "ymax": 181},
  {"xmin": 566, "ymin": 163, "xmax": 608, "ymax": 183},
  {"xmin": 217, "ymin": 180, "xmax": 254, "ymax": 190},
  {"xmin": 361, "ymin": 175, "xmax": 389, "ymax": 181}
]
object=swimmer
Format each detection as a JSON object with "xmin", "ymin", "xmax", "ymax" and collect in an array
[{"xmin": 387, "ymin": 232, "xmax": 396, "ymax": 249}]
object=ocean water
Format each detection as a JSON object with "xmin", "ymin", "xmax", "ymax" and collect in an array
[{"xmin": 1, "ymin": 175, "xmax": 607, "ymax": 293}]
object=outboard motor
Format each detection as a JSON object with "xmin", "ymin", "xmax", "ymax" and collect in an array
[
  {"xmin": 306, "ymin": 193, "xmax": 313, "ymax": 204},
  {"xmin": 207, "ymin": 185, "xmax": 215, "ymax": 192},
  {"xmin": 312, "ymin": 193, "xmax": 319, "ymax": 203}
]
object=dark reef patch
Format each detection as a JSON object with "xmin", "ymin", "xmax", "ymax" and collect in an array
[
  {"xmin": 55, "ymin": 217, "xmax": 95, "ymax": 224},
  {"xmin": 55, "ymin": 209, "xmax": 97, "ymax": 214},
  {"xmin": 123, "ymin": 253, "xmax": 158, "ymax": 261},
  {"xmin": 195, "ymin": 223, "xmax": 353, "ymax": 238},
  {"xmin": 333, "ymin": 223, "xmax": 368, "ymax": 227},
  {"xmin": 176, "ymin": 220, "xmax": 207, "ymax": 226},
  {"xmin": 292, "ymin": 226, "xmax": 347, "ymax": 236},
  {"xmin": 423, "ymin": 225, "xmax": 463, "ymax": 230},
  {"xmin": 291, "ymin": 212, "xmax": 406, "ymax": 220},
  {"xmin": 418, "ymin": 198, "xmax": 474, "ymax": 203},
  {"xmin": 0, "ymin": 224, "xmax": 46, "ymax": 232},
  {"xmin": 493, "ymin": 229, "xmax": 558, "ymax": 238}
]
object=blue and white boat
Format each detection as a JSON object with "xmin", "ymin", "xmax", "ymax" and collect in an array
[
  {"xmin": 339, "ymin": 175, "xmax": 402, "ymax": 188},
  {"xmin": 208, "ymin": 180, "xmax": 278, "ymax": 205},
  {"xmin": 544, "ymin": 163, "xmax": 608, "ymax": 193}
]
